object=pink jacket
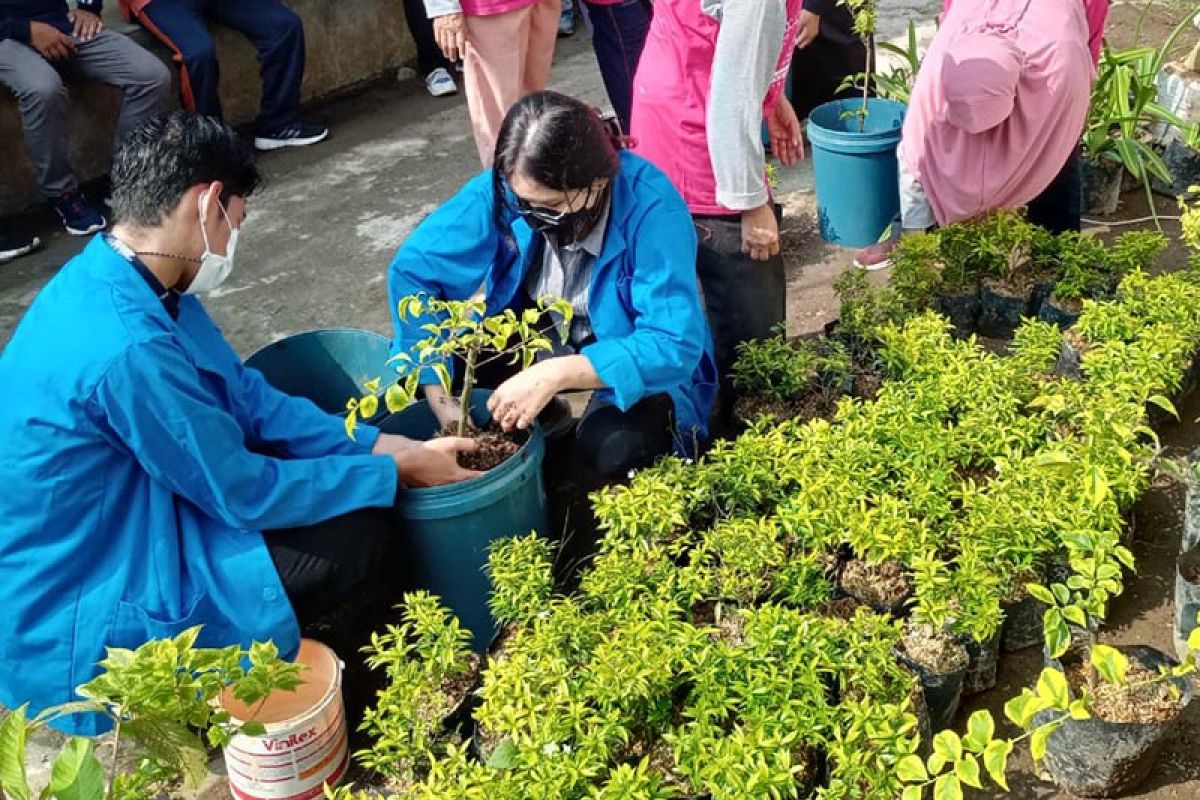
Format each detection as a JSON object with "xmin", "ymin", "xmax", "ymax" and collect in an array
[
  {"xmin": 901, "ymin": 0, "xmax": 1099, "ymax": 226},
  {"xmin": 630, "ymin": 0, "xmax": 801, "ymax": 215}
]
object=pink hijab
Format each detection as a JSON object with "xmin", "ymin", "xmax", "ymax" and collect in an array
[{"xmin": 901, "ymin": 0, "xmax": 1104, "ymax": 226}]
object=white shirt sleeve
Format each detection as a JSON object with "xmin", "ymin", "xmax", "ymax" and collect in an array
[
  {"xmin": 706, "ymin": 0, "xmax": 789, "ymax": 211},
  {"xmin": 424, "ymin": 0, "xmax": 463, "ymax": 18}
]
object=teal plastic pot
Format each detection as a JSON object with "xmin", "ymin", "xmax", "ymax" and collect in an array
[
  {"xmin": 379, "ymin": 389, "xmax": 548, "ymax": 651},
  {"xmin": 244, "ymin": 328, "xmax": 392, "ymax": 415},
  {"xmin": 807, "ymin": 98, "xmax": 906, "ymax": 247}
]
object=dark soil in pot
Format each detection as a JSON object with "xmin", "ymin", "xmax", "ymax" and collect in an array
[
  {"xmin": 840, "ymin": 559, "xmax": 911, "ymax": 615},
  {"xmin": 936, "ymin": 287, "xmax": 981, "ymax": 339},
  {"xmin": 958, "ymin": 631, "xmax": 1001, "ymax": 696},
  {"xmin": 1081, "ymin": 157, "xmax": 1123, "ymax": 216},
  {"xmin": 895, "ymin": 624, "xmax": 969, "ymax": 731},
  {"xmin": 978, "ymin": 278, "xmax": 1033, "ymax": 339},
  {"xmin": 819, "ymin": 597, "xmax": 867, "ymax": 621},
  {"xmin": 733, "ymin": 390, "xmax": 839, "ymax": 428},
  {"xmin": 439, "ymin": 423, "xmax": 524, "ymax": 471},
  {"xmin": 1038, "ymin": 645, "xmax": 1193, "ymax": 798},
  {"xmin": 1038, "ymin": 293, "xmax": 1083, "ymax": 330}
]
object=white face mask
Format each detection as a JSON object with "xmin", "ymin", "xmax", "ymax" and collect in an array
[{"xmin": 185, "ymin": 195, "xmax": 239, "ymax": 295}]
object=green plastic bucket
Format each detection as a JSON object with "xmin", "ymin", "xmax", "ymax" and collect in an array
[
  {"xmin": 379, "ymin": 389, "xmax": 548, "ymax": 651},
  {"xmin": 244, "ymin": 328, "xmax": 392, "ymax": 415},
  {"xmin": 807, "ymin": 98, "xmax": 906, "ymax": 247}
]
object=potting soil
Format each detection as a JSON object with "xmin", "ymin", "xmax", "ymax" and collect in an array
[
  {"xmin": 1065, "ymin": 659, "xmax": 1183, "ymax": 725},
  {"xmin": 900, "ymin": 624, "xmax": 970, "ymax": 674},
  {"xmin": 439, "ymin": 423, "xmax": 522, "ymax": 471},
  {"xmin": 840, "ymin": 559, "xmax": 910, "ymax": 611}
]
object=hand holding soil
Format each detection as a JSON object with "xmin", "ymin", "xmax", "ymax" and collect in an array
[
  {"xmin": 424, "ymin": 383, "xmax": 464, "ymax": 430},
  {"xmin": 386, "ymin": 436, "xmax": 480, "ymax": 487},
  {"xmin": 488, "ymin": 360, "xmax": 562, "ymax": 432}
]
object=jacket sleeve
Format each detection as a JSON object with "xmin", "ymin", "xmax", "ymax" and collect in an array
[
  {"xmin": 235, "ymin": 360, "xmax": 382, "ymax": 457},
  {"xmin": 581, "ymin": 189, "xmax": 704, "ymax": 410},
  {"xmin": 424, "ymin": 0, "xmax": 461, "ymax": 18},
  {"xmin": 1, "ymin": 17, "xmax": 31, "ymax": 43},
  {"xmin": 91, "ymin": 337, "xmax": 398, "ymax": 532},
  {"xmin": 707, "ymin": 0, "xmax": 788, "ymax": 211},
  {"xmin": 1085, "ymin": 0, "xmax": 1108, "ymax": 66},
  {"xmin": 388, "ymin": 171, "xmax": 515, "ymax": 384}
]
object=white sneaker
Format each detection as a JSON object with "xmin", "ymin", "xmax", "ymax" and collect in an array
[{"xmin": 426, "ymin": 67, "xmax": 458, "ymax": 98}]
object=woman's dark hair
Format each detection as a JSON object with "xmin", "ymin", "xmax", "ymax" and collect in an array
[
  {"xmin": 491, "ymin": 91, "xmax": 623, "ymax": 237},
  {"xmin": 110, "ymin": 111, "xmax": 262, "ymax": 227}
]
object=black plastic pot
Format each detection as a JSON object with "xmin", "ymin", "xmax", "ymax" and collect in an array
[
  {"xmin": 977, "ymin": 281, "xmax": 1032, "ymax": 340},
  {"xmin": 1081, "ymin": 158, "xmax": 1123, "ymax": 216},
  {"xmin": 1037, "ymin": 294, "xmax": 1082, "ymax": 330},
  {"xmin": 1175, "ymin": 542, "xmax": 1200, "ymax": 661},
  {"xmin": 1037, "ymin": 645, "xmax": 1193, "ymax": 798},
  {"xmin": 1056, "ymin": 338, "xmax": 1086, "ymax": 381},
  {"xmin": 959, "ymin": 632, "xmax": 1001, "ymax": 696},
  {"xmin": 936, "ymin": 288, "xmax": 981, "ymax": 339},
  {"xmin": 1002, "ymin": 593, "xmax": 1047, "ymax": 653},
  {"xmin": 895, "ymin": 649, "xmax": 966, "ymax": 732},
  {"xmin": 1152, "ymin": 139, "xmax": 1200, "ymax": 200}
]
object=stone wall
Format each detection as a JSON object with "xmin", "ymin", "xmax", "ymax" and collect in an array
[{"xmin": 0, "ymin": 0, "xmax": 416, "ymax": 216}]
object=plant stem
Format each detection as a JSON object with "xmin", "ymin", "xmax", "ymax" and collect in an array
[
  {"xmin": 105, "ymin": 720, "xmax": 123, "ymax": 800},
  {"xmin": 860, "ymin": 32, "xmax": 874, "ymax": 134},
  {"xmin": 458, "ymin": 345, "xmax": 478, "ymax": 438}
]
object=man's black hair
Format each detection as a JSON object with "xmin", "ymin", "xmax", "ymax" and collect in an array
[{"xmin": 110, "ymin": 111, "xmax": 262, "ymax": 227}]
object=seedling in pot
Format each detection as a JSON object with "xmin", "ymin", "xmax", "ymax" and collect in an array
[
  {"xmin": 837, "ymin": 0, "xmax": 878, "ymax": 133},
  {"xmin": 346, "ymin": 294, "xmax": 573, "ymax": 470}
]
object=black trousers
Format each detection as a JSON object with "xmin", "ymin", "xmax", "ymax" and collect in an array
[
  {"xmin": 1026, "ymin": 147, "xmax": 1083, "ymax": 234},
  {"xmin": 786, "ymin": 5, "xmax": 869, "ymax": 122},
  {"xmin": 402, "ymin": 0, "xmax": 453, "ymax": 76},
  {"xmin": 693, "ymin": 212, "xmax": 786, "ymax": 433}
]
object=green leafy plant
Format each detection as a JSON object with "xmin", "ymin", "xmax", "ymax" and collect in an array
[
  {"xmin": 838, "ymin": 0, "xmax": 879, "ymax": 132},
  {"xmin": 0, "ymin": 629, "xmax": 300, "ymax": 800},
  {"xmin": 346, "ymin": 294, "xmax": 572, "ymax": 439},
  {"xmin": 487, "ymin": 533, "xmax": 556, "ymax": 628}
]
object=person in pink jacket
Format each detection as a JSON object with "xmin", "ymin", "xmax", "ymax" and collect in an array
[
  {"xmin": 855, "ymin": 0, "xmax": 1108, "ymax": 269},
  {"xmin": 631, "ymin": 0, "xmax": 805, "ymax": 432},
  {"xmin": 424, "ymin": 0, "xmax": 560, "ymax": 166}
]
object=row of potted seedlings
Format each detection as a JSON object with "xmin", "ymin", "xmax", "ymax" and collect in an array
[{"xmin": 332, "ymin": 211, "xmax": 1200, "ymax": 799}]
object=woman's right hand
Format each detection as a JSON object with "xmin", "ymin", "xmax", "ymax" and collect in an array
[
  {"xmin": 433, "ymin": 13, "xmax": 466, "ymax": 63},
  {"xmin": 424, "ymin": 383, "xmax": 464, "ymax": 431},
  {"xmin": 741, "ymin": 203, "xmax": 781, "ymax": 262}
]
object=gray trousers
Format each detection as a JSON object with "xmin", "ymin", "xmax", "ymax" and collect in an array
[{"xmin": 0, "ymin": 31, "xmax": 170, "ymax": 199}]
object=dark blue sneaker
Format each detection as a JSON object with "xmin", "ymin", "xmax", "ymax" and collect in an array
[
  {"xmin": 254, "ymin": 121, "xmax": 329, "ymax": 152},
  {"xmin": 558, "ymin": 0, "xmax": 576, "ymax": 36},
  {"xmin": 0, "ymin": 231, "xmax": 40, "ymax": 263},
  {"xmin": 51, "ymin": 192, "xmax": 107, "ymax": 236}
]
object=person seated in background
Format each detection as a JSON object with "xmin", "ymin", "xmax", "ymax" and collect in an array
[
  {"xmin": 853, "ymin": 0, "xmax": 1108, "ymax": 270},
  {"xmin": 388, "ymin": 91, "xmax": 715, "ymax": 541},
  {"xmin": 120, "ymin": 0, "xmax": 328, "ymax": 151},
  {"xmin": 0, "ymin": 0, "xmax": 170, "ymax": 234},
  {"xmin": 631, "ymin": 0, "xmax": 804, "ymax": 433},
  {"xmin": 0, "ymin": 112, "xmax": 477, "ymax": 734}
]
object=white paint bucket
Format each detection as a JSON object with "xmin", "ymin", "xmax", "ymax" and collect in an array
[{"xmin": 219, "ymin": 639, "xmax": 349, "ymax": 800}]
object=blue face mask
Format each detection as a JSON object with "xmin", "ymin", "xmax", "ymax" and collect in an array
[{"xmin": 515, "ymin": 183, "xmax": 609, "ymax": 240}]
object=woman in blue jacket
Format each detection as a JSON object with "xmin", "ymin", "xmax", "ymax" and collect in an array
[{"xmin": 389, "ymin": 91, "xmax": 716, "ymax": 482}]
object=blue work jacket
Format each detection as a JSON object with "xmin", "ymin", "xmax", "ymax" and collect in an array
[
  {"xmin": 388, "ymin": 151, "xmax": 717, "ymax": 444},
  {"xmin": 0, "ymin": 237, "xmax": 398, "ymax": 734}
]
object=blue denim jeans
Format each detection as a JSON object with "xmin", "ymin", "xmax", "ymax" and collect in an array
[{"xmin": 581, "ymin": 0, "xmax": 652, "ymax": 135}]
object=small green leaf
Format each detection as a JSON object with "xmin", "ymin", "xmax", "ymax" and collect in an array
[
  {"xmin": 1037, "ymin": 668, "xmax": 1070, "ymax": 710},
  {"xmin": 1026, "ymin": 583, "xmax": 1055, "ymax": 605},
  {"xmin": 955, "ymin": 754, "xmax": 982, "ymax": 789},
  {"xmin": 1187, "ymin": 625, "xmax": 1200, "ymax": 655},
  {"xmin": 1051, "ymin": 583, "xmax": 1071, "ymax": 607},
  {"xmin": 385, "ymin": 383, "xmax": 411, "ymax": 413},
  {"xmin": 932, "ymin": 730, "xmax": 963, "ymax": 763},
  {"xmin": 358, "ymin": 394, "xmax": 379, "ymax": 419},
  {"xmin": 363, "ymin": 377, "xmax": 381, "ymax": 394},
  {"xmin": 240, "ymin": 721, "xmax": 266, "ymax": 736},
  {"xmin": 343, "ymin": 408, "xmax": 357, "ymax": 441},
  {"xmin": 1062, "ymin": 606, "xmax": 1088, "ymax": 628},
  {"xmin": 963, "ymin": 710, "xmax": 994, "ymax": 753},
  {"xmin": 933, "ymin": 773, "xmax": 962, "ymax": 800},
  {"xmin": 1030, "ymin": 723, "xmax": 1057, "ymax": 763},
  {"xmin": 897, "ymin": 754, "xmax": 928, "ymax": 783},
  {"xmin": 1068, "ymin": 699, "xmax": 1090, "ymax": 720},
  {"xmin": 433, "ymin": 363, "xmax": 453, "ymax": 396},
  {"xmin": 486, "ymin": 739, "xmax": 518, "ymax": 770},
  {"xmin": 1043, "ymin": 608, "xmax": 1071, "ymax": 659},
  {"xmin": 902, "ymin": 786, "xmax": 923, "ymax": 800},
  {"xmin": 1147, "ymin": 395, "xmax": 1178, "ymax": 419},
  {"xmin": 1085, "ymin": 465, "xmax": 1110, "ymax": 508},
  {"xmin": 983, "ymin": 739, "xmax": 1012, "ymax": 791},
  {"xmin": 47, "ymin": 739, "xmax": 104, "ymax": 800},
  {"xmin": 1091, "ymin": 645, "xmax": 1129, "ymax": 685},
  {"xmin": 0, "ymin": 705, "xmax": 31, "ymax": 800}
]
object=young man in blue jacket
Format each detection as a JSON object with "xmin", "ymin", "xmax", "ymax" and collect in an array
[
  {"xmin": 0, "ymin": 0, "xmax": 170, "ymax": 234},
  {"xmin": 0, "ymin": 112, "xmax": 477, "ymax": 733}
]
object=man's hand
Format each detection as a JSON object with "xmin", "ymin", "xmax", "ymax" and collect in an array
[
  {"xmin": 30, "ymin": 21, "xmax": 76, "ymax": 60},
  {"xmin": 741, "ymin": 202, "xmax": 781, "ymax": 262},
  {"xmin": 433, "ymin": 13, "xmax": 466, "ymax": 63},
  {"xmin": 488, "ymin": 360, "xmax": 562, "ymax": 432},
  {"xmin": 795, "ymin": 9, "xmax": 820, "ymax": 49},
  {"xmin": 387, "ymin": 436, "xmax": 480, "ymax": 487},
  {"xmin": 766, "ymin": 96, "xmax": 804, "ymax": 166},
  {"xmin": 69, "ymin": 9, "xmax": 103, "ymax": 41}
]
